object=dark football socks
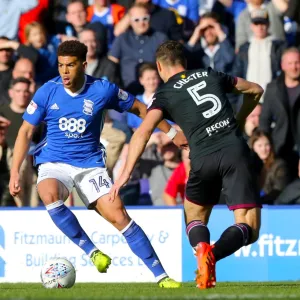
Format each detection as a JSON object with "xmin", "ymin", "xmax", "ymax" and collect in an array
[
  {"xmin": 212, "ymin": 223, "xmax": 253, "ymax": 261},
  {"xmin": 186, "ymin": 220, "xmax": 210, "ymax": 248}
]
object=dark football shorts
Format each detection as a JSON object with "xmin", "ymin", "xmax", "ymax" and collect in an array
[{"xmin": 185, "ymin": 142, "xmax": 262, "ymax": 210}]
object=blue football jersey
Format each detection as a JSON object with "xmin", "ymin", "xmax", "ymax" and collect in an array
[
  {"xmin": 90, "ymin": 7, "xmax": 115, "ymax": 48},
  {"xmin": 152, "ymin": 0, "xmax": 199, "ymax": 23},
  {"xmin": 23, "ymin": 75, "xmax": 135, "ymax": 168}
]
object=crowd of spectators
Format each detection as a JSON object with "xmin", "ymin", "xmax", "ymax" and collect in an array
[{"xmin": 0, "ymin": 0, "xmax": 300, "ymax": 207}]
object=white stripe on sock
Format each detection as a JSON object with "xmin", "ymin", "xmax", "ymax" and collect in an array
[
  {"xmin": 88, "ymin": 247, "xmax": 98, "ymax": 257},
  {"xmin": 120, "ymin": 219, "xmax": 134, "ymax": 234},
  {"xmin": 46, "ymin": 200, "xmax": 64, "ymax": 211},
  {"xmin": 156, "ymin": 273, "xmax": 168, "ymax": 283}
]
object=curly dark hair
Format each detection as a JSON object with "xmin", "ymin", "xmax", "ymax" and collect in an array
[
  {"xmin": 57, "ymin": 40, "xmax": 87, "ymax": 62},
  {"xmin": 156, "ymin": 40, "xmax": 187, "ymax": 68}
]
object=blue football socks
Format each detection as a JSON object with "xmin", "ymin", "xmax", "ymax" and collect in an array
[
  {"xmin": 46, "ymin": 201, "xmax": 97, "ymax": 256},
  {"xmin": 121, "ymin": 220, "xmax": 167, "ymax": 282}
]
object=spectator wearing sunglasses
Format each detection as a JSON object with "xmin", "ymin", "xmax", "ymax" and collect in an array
[
  {"xmin": 114, "ymin": 0, "xmax": 183, "ymax": 42},
  {"xmin": 108, "ymin": 3, "xmax": 167, "ymax": 94}
]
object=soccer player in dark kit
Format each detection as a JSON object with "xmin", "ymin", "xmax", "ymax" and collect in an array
[{"xmin": 110, "ymin": 40, "xmax": 264, "ymax": 289}]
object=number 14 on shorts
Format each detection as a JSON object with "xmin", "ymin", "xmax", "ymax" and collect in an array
[{"xmin": 89, "ymin": 175, "xmax": 110, "ymax": 193}]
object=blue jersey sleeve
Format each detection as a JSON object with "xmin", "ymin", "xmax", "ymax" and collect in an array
[
  {"xmin": 105, "ymin": 82, "xmax": 135, "ymax": 113},
  {"xmin": 23, "ymin": 86, "xmax": 47, "ymax": 125}
]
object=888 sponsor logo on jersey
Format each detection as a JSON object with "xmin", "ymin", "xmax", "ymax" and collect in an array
[{"xmin": 59, "ymin": 117, "xmax": 87, "ymax": 139}]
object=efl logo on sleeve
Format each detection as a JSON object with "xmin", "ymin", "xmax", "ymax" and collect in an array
[
  {"xmin": 118, "ymin": 89, "xmax": 128, "ymax": 101},
  {"xmin": 26, "ymin": 100, "xmax": 37, "ymax": 115}
]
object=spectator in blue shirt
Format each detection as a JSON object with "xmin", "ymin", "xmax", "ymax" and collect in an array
[
  {"xmin": 108, "ymin": 3, "xmax": 167, "ymax": 94},
  {"xmin": 127, "ymin": 63, "xmax": 160, "ymax": 131},
  {"xmin": 114, "ymin": 0, "xmax": 183, "ymax": 41},
  {"xmin": 25, "ymin": 22, "xmax": 58, "ymax": 84},
  {"xmin": 54, "ymin": 0, "xmax": 107, "ymax": 51},
  {"xmin": 87, "ymin": 0, "xmax": 126, "ymax": 49},
  {"xmin": 153, "ymin": 0, "xmax": 198, "ymax": 23}
]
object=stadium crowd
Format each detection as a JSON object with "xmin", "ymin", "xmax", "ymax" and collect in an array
[{"xmin": 0, "ymin": 0, "xmax": 300, "ymax": 207}]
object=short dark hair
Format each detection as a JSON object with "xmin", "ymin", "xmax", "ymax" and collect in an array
[
  {"xmin": 0, "ymin": 36, "xmax": 10, "ymax": 41},
  {"xmin": 67, "ymin": 0, "xmax": 87, "ymax": 10},
  {"xmin": 0, "ymin": 36, "xmax": 13, "ymax": 51},
  {"xmin": 57, "ymin": 40, "xmax": 87, "ymax": 61},
  {"xmin": 156, "ymin": 40, "xmax": 187, "ymax": 68},
  {"xmin": 200, "ymin": 12, "xmax": 220, "ymax": 23},
  {"xmin": 10, "ymin": 77, "xmax": 31, "ymax": 89},
  {"xmin": 139, "ymin": 63, "xmax": 157, "ymax": 78}
]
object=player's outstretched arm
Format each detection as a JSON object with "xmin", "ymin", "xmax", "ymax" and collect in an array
[
  {"xmin": 9, "ymin": 120, "xmax": 36, "ymax": 199},
  {"xmin": 233, "ymin": 77, "xmax": 264, "ymax": 130},
  {"xmin": 129, "ymin": 99, "xmax": 188, "ymax": 149},
  {"xmin": 109, "ymin": 109, "xmax": 163, "ymax": 202}
]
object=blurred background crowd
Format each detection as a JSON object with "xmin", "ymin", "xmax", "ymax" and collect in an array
[{"xmin": 0, "ymin": 0, "xmax": 300, "ymax": 207}]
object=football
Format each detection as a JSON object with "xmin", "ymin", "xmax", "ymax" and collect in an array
[{"xmin": 40, "ymin": 258, "xmax": 76, "ymax": 289}]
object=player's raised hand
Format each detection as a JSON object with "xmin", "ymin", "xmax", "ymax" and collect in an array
[
  {"xmin": 9, "ymin": 172, "xmax": 21, "ymax": 198},
  {"xmin": 173, "ymin": 131, "xmax": 189, "ymax": 150},
  {"xmin": 109, "ymin": 172, "xmax": 130, "ymax": 202}
]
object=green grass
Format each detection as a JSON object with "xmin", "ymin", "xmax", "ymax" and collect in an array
[{"xmin": 0, "ymin": 282, "xmax": 300, "ymax": 300}]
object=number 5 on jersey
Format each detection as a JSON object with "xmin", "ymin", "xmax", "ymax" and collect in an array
[{"xmin": 187, "ymin": 81, "xmax": 222, "ymax": 118}]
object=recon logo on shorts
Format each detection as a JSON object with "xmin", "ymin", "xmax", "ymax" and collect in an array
[{"xmin": 206, "ymin": 118, "xmax": 230, "ymax": 136}]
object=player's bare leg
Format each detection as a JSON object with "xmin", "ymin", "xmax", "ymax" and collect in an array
[
  {"xmin": 37, "ymin": 179, "xmax": 111, "ymax": 273},
  {"xmin": 93, "ymin": 193, "xmax": 130, "ymax": 230},
  {"xmin": 184, "ymin": 200, "xmax": 215, "ymax": 289},
  {"xmin": 38, "ymin": 179, "xmax": 69, "ymax": 205},
  {"xmin": 94, "ymin": 194, "xmax": 181, "ymax": 288}
]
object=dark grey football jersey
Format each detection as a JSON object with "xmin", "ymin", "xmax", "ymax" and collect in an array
[{"xmin": 148, "ymin": 68, "xmax": 244, "ymax": 169}]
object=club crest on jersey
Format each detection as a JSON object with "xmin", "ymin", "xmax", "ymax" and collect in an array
[
  {"xmin": 26, "ymin": 100, "xmax": 37, "ymax": 115},
  {"xmin": 118, "ymin": 89, "xmax": 128, "ymax": 101},
  {"xmin": 83, "ymin": 99, "xmax": 94, "ymax": 116}
]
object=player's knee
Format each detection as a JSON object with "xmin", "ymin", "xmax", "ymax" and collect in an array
[
  {"xmin": 41, "ymin": 192, "xmax": 60, "ymax": 206},
  {"xmin": 105, "ymin": 209, "xmax": 130, "ymax": 229}
]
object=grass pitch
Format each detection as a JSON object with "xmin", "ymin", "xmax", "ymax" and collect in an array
[{"xmin": 0, "ymin": 282, "xmax": 299, "ymax": 300}]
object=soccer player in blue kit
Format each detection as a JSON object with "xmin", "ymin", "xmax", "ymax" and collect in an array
[{"xmin": 9, "ymin": 40, "xmax": 187, "ymax": 288}]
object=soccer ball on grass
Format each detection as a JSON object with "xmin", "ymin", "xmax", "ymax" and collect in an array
[{"xmin": 40, "ymin": 258, "xmax": 76, "ymax": 289}]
